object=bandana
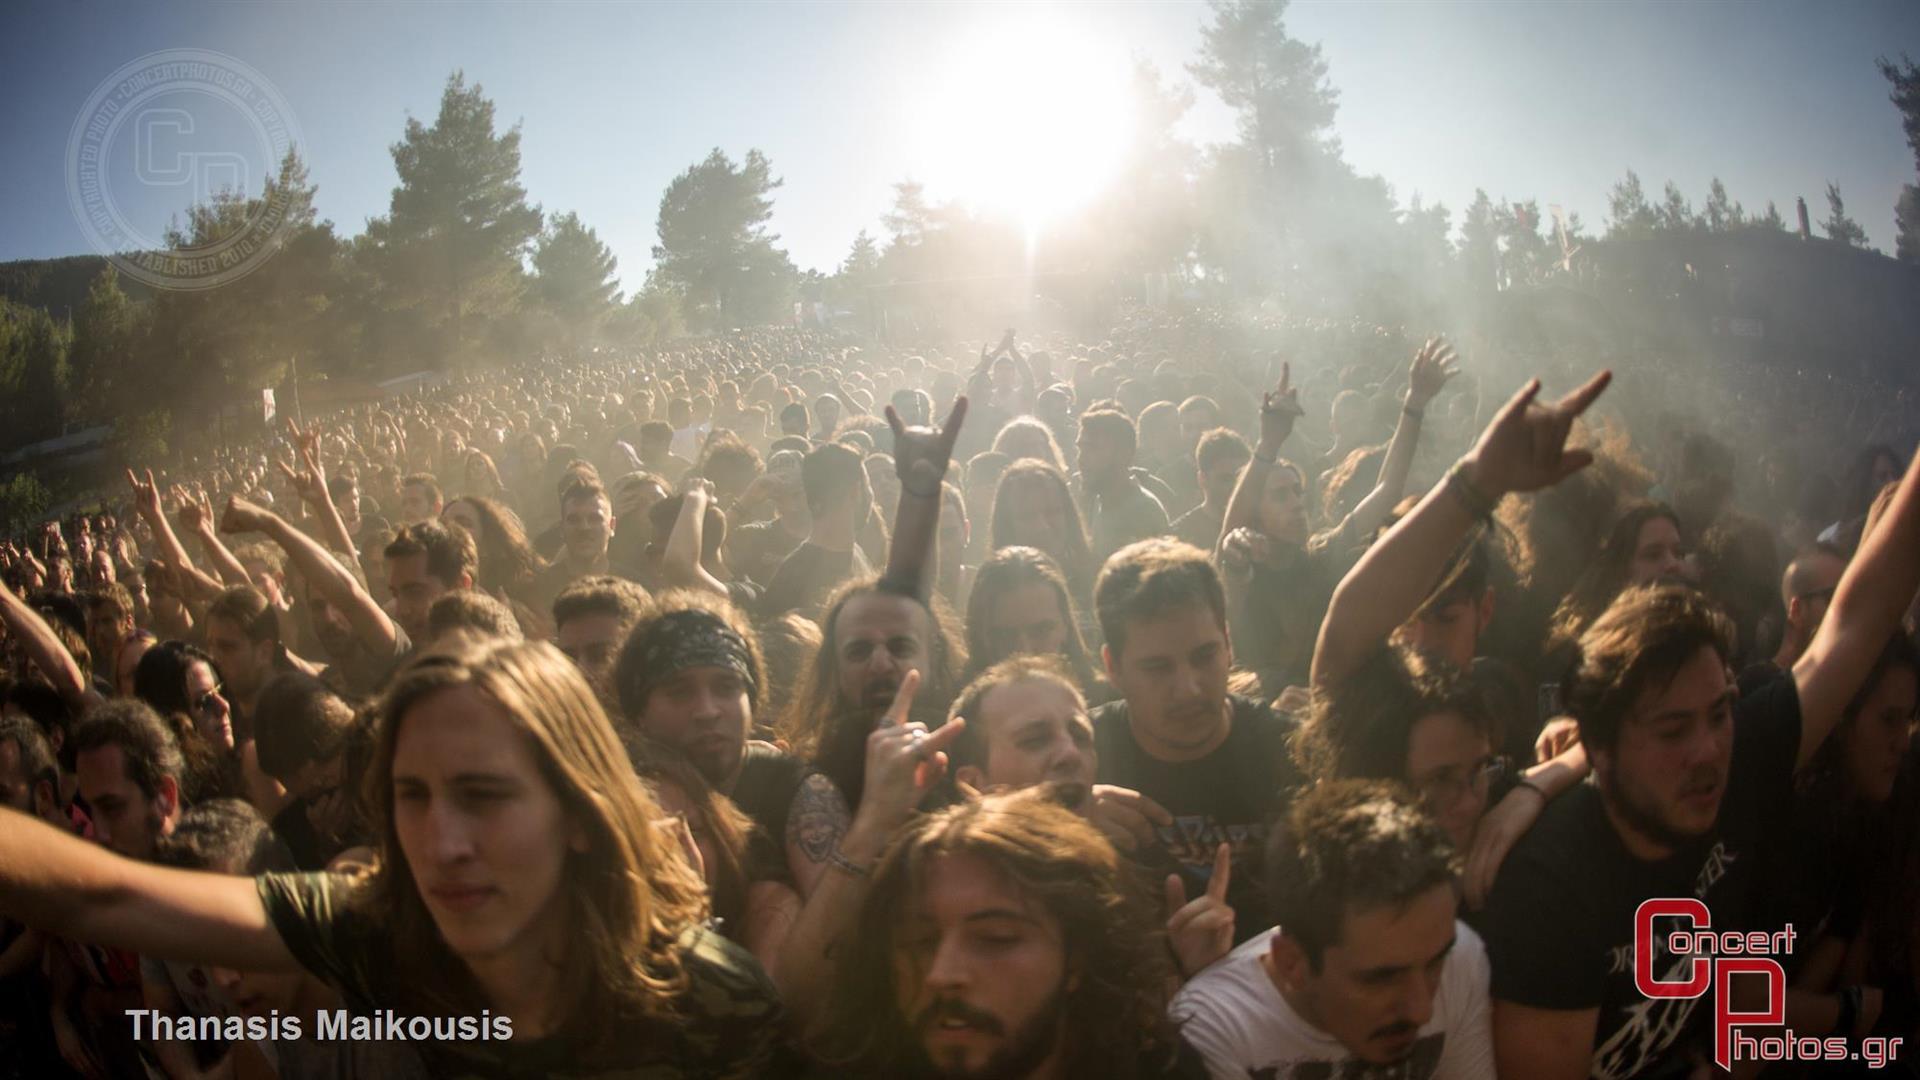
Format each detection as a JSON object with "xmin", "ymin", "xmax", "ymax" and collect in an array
[{"xmin": 631, "ymin": 609, "xmax": 758, "ymax": 708}]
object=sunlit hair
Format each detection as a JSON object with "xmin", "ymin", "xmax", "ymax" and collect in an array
[
  {"xmin": 990, "ymin": 460, "xmax": 1095, "ymax": 599},
  {"xmin": 362, "ymin": 638, "xmax": 708, "ymax": 1040},
  {"xmin": 1093, "ymin": 537, "xmax": 1226, "ymax": 660},
  {"xmin": 1496, "ymin": 427, "xmax": 1651, "ymax": 597},
  {"xmin": 1266, "ymin": 780, "xmax": 1460, "ymax": 969},
  {"xmin": 444, "ymin": 497, "xmax": 543, "ymax": 595},
  {"xmin": 629, "ymin": 739, "xmax": 758, "ymax": 948},
  {"xmin": 962, "ymin": 546, "xmax": 1101, "ymax": 692},
  {"xmin": 463, "ymin": 450, "xmax": 506, "ymax": 500},
  {"xmin": 784, "ymin": 576, "xmax": 965, "ymax": 810},
  {"xmin": 755, "ymin": 611, "xmax": 822, "ymax": 736},
  {"xmin": 1547, "ymin": 501, "xmax": 1682, "ymax": 655},
  {"xmin": 1563, "ymin": 584, "xmax": 1734, "ymax": 756},
  {"xmin": 425, "ymin": 590, "xmax": 523, "ymax": 644},
  {"xmin": 809, "ymin": 787, "xmax": 1183, "ymax": 1078},
  {"xmin": 1321, "ymin": 444, "xmax": 1385, "ymax": 523},
  {"xmin": 1293, "ymin": 646, "xmax": 1496, "ymax": 784},
  {"xmin": 948, "ymin": 654, "xmax": 1087, "ymax": 774},
  {"xmin": 991, "ymin": 416, "xmax": 1068, "ymax": 473}
]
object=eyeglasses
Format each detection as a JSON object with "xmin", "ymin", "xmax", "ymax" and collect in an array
[
  {"xmin": 193, "ymin": 686, "xmax": 225, "ymax": 715},
  {"xmin": 1414, "ymin": 755, "xmax": 1505, "ymax": 809}
]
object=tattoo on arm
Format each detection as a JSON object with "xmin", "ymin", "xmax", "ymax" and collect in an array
[{"xmin": 788, "ymin": 773, "xmax": 851, "ymax": 865}]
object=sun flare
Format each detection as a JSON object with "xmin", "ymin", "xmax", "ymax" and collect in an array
[{"xmin": 913, "ymin": 18, "xmax": 1135, "ymax": 235}]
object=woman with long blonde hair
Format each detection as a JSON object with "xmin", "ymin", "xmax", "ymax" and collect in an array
[{"xmin": 0, "ymin": 639, "xmax": 784, "ymax": 1077}]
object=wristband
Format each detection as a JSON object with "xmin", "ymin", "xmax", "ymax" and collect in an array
[
  {"xmin": 1513, "ymin": 776, "xmax": 1550, "ymax": 801},
  {"xmin": 826, "ymin": 845, "xmax": 871, "ymax": 879},
  {"xmin": 901, "ymin": 482, "xmax": 942, "ymax": 499},
  {"xmin": 1254, "ymin": 447, "xmax": 1279, "ymax": 466}
]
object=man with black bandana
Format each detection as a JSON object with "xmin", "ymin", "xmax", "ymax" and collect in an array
[{"xmin": 614, "ymin": 592, "xmax": 804, "ymax": 860}]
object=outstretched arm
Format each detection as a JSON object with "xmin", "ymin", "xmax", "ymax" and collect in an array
[
  {"xmin": 222, "ymin": 497, "xmax": 402, "ymax": 657},
  {"xmin": 0, "ymin": 808, "xmax": 298, "ymax": 975},
  {"xmin": 1312, "ymin": 371, "xmax": 1612, "ymax": 689},
  {"xmin": 1218, "ymin": 363, "xmax": 1305, "ymax": 551},
  {"xmin": 1793, "ymin": 444, "xmax": 1920, "ymax": 768},
  {"xmin": 883, "ymin": 397, "xmax": 967, "ymax": 599},
  {"xmin": 179, "ymin": 488, "xmax": 251, "ymax": 587},
  {"xmin": 278, "ymin": 420, "xmax": 356, "ymax": 558},
  {"xmin": 127, "ymin": 470, "xmax": 223, "ymax": 603},
  {"xmin": 0, "ymin": 586, "xmax": 102, "ymax": 715},
  {"xmin": 1330, "ymin": 339, "xmax": 1459, "ymax": 541}
]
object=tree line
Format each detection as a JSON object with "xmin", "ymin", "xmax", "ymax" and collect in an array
[{"xmin": 3, "ymin": 1, "xmax": 1918, "ymax": 462}]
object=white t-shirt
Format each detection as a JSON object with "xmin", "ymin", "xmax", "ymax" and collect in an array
[{"xmin": 1170, "ymin": 922, "xmax": 1495, "ymax": 1080}]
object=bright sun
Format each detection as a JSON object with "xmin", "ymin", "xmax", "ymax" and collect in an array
[{"xmin": 913, "ymin": 17, "xmax": 1135, "ymax": 235}]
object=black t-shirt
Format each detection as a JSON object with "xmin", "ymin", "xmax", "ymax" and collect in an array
[
  {"xmin": 729, "ymin": 743, "xmax": 806, "ymax": 885},
  {"xmin": 759, "ymin": 541, "xmax": 870, "ymax": 619},
  {"xmin": 1478, "ymin": 674, "xmax": 1803, "ymax": 1080},
  {"xmin": 1735, "ymin": 659, "xmax": 1786, "ymax": 699},
  {"xmin": 1092, "ymin": 694, "xmax": 1301, "ymax": 944}
]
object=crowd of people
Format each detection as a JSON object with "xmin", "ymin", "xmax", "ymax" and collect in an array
[{"xmin": 0, "ymin": 313, "xmax": 1916, "ymax": 1079}]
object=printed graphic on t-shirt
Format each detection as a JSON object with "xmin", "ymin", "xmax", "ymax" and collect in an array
[
  {"xmin": 1247, "ymin": 1032, "xmax": 1444, "ymax": 1079},
  {"xmin": 1158, "ymin": 814, "xmax": 1268, "ymax": 878}
]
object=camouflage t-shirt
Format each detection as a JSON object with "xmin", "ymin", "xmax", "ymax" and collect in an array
[{"xmin": 256, "ymin": 871, "xmax": 787, "ymax": 1079}]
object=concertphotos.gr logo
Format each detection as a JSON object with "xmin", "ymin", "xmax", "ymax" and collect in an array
[
  {"xmin": 66, "ymin": 48, "xmax": 305, "ymax": 291},
  {"xmin": 1636, "ymin": 898, "xmax": 1905, "ymax": 1071}
]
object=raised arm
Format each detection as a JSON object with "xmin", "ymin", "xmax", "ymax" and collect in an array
[
  {"xmin": 1218, "ymin": 363, "xmax": 1305, "ymax": 550},
  {"xmin": 775, "ymin": 673, "xmax": 965, "ymax": 1020},
  {"xmin": 1331, "ymin": 339, "xmax": 1458, "ymax": 541},
  {"xmin": 0, "ymin": 585, "xmax": 102, "ymax": 715},
  {"xmin": 221, "ymin": 496, "xmax": 401, "ymax": 657},
  {"xmin": 882, "ymin": 396, "xmax": 968, "ymax": 599},
  {"xmin": 277, "ymin": 420, "xmax": 356, "ymax": 558},
  {"xmin": 127, "ymin": 469, "xmax": 223, "ymax": 603},
  {"xmin": 661, "ymin": 486, "xmax": 729, "ymax": 598},
  {"xmin": 0, "ymin": 808, "xmax": 298, "ymax": 975},
  {"xmin": 1312, "ymin": 371, "xmax": 1612, "ymax": 688},
  {"xmin": 1792, "ymin": 444, "xmax": 1920, "ymax": 768},
  {"xmin": 179, "ymin": 487, "xmax": 251, "ymax": 586}
]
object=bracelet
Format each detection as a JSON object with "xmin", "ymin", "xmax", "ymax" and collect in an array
[
  {"xmin": 1444, "ymin": 461, "xmax": 1498, "ymax": 520},
  {"xmin": 1513, "ymin": 776, "xmax": 1550, "ymax": 801},
  {"xmin": 1254, "ymin": 447, "xmax": 1280, "ymax": 466},
  {"xmin": 1836, "ymin": 984, "xmax": 1862, "ymax": 1038},
  {"xmin": 825, "ymin": 845, "xmax": 871, "ymax": 879}
]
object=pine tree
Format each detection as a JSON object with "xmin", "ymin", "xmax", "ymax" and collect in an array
[
  {"xmin": 531, "ymin": 211, "xmax": 620, "ymax": 353},
  {"xmin": 1879, "ymin": 55, "xmax": 1920, "ymax": 260},
  {"xmin": 652, "ymin": 148, "xmax": 797, "ymax": 330},
  {"xmin": 1821, "ymin": 183, "xmax": 1870, "ymax": 248},
  {"xmin": 364, "ymin": 71, "xmax": 544, "ymax": 370},
  {"xmin": 1703, "ymin": 178, "xmax": 1738, "ymax": 232},
  {"xmin": 1606, "ymin": 171, "xmax": 1657, "ymax": 235},
  {"xmin": 1658, "ymin": 182, "xmax": 1696, "ymax": 232}
]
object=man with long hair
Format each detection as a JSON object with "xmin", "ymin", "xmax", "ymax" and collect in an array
[
  {"xmin": 810, "ymin": 787, "xmax": 1206, "ymax": 1079},
  {"xmin": 0, "ymin": 639, "xmax": 784, "ymax": 1076}
]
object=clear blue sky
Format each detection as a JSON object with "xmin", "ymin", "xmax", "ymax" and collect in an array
[{"xmin": 4, "ymin": 0, "xmax": 1917, "ymax": 294}]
